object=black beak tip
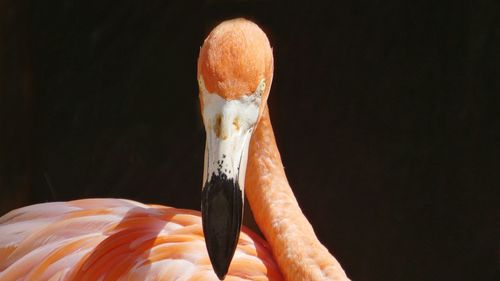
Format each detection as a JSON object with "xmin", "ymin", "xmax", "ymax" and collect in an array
[
  {"xmin": 213, "ymin": 258, "xmax": 230, "ymax": 280},
  {"xmin": 201, "ymin": 173, "xmax": 244, "ymax": 280},
  {"xmin": 205, "ymin": 240, "xmax": 233, "ymax": 280},
  {"xmin": 204, "ymin": 224, "xmax": 237, "ymax": 281}
]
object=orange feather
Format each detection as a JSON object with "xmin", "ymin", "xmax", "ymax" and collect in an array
[{"xmin": 0, "ymin": 200, "xmax": 282, "ymax": 280}]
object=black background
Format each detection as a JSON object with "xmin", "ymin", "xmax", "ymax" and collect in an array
[{"xmin": 1, "ymin": 0, "xmax": 498, "ymax": 280}]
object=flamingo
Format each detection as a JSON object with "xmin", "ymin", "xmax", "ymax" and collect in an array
[{"xmin": 0, "ymin": 18, "xmax": 349, "ymax": 281}]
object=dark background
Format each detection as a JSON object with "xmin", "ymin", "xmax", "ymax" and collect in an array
[{"xmin": 0, "ymin": 0, "xmax": 498, "ymax": 280}]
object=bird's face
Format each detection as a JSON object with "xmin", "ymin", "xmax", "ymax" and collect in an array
[{"xmin": 197, "ymin": 18, "xmax": 273, "ymax": 280}]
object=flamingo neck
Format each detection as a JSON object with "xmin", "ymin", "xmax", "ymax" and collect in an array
[{"xmin": 245, "ymin": 106, "xmax": 350, "ymax": 281}]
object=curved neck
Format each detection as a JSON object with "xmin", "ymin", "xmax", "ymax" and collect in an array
[{"xmin": 245, "ymin": 106, "xmax": 350, "ymax": 281}]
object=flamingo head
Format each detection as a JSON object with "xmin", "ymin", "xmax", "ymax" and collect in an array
[{"xmin": 197, "ymin": 18, "xmax": 273, "ymax": 280}]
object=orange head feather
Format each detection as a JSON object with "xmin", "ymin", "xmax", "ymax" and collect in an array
[{"xmin": 198, "ymin": 18, "xmax": 274, "ymax": 103}]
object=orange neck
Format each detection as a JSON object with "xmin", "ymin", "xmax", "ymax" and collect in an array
[{"xmin": 245, "ymin": 106, "xmax": 350, "ymax": 281}]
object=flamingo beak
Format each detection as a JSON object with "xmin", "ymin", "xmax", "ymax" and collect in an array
[
  {"xmin": 201, "ymin": 114, "xmax": 253, "ymax": 280},
  {"xmin": 200, "ymin": 82, "xmax": 263, "ymax": 280}
]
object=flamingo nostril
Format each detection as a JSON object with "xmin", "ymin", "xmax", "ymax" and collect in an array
[
  {"xmin": 233, "ymin": 117, "xmax": 240, "ymax": 131},
  {"xmin": 214, "ymin": 114, "xmax": 222, "ymax": 138}
]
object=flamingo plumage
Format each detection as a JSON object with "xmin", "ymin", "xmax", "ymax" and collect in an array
[
  {"xmin": 0, "ymin": 19, "xmax": 349, "ymax": 281},
  {"xmin": 0, "ymin": 199, "xmax": 281, "ymax": 280}
]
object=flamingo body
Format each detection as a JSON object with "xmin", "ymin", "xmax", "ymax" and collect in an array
[{"xmin": 0, "ymin": 199, "xmax": 282, "ymax": 280}]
